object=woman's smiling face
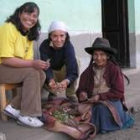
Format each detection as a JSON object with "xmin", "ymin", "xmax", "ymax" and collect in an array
[
  {"xmin": 19, "ymin": 8, "xmax": 38, "ymax": 32},
  {"xmin": 50, "ymin": 30, "xmax": 66, "ymax": 49},
  {"xmin": 93, "ymin": 50, "xmax": 108, "ymax": 67}
]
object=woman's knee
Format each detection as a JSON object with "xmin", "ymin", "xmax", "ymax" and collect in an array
[
  {"xmin": 39, "ymin": 70, "xmax": 46, "ymax": 81},
  {"xmin": 39, "ymin": 70, "xmax": 46, "ymax": 87},
  {"xmin": 26, "ymin": 68, "xmax": 43, "ymax": 80}
]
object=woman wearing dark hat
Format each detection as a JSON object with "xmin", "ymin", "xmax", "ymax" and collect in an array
[{"xmin": 76, "ymin": 37, "xmax": 134, "ymax": 133}]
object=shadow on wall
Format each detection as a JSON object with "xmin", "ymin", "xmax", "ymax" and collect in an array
[{"xmin": 34, "ymin": 33, "xmax": 48, "ymax": 60}]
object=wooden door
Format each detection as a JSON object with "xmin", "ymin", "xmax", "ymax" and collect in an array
[{"xmin": 102, "ymin": 0, "xmax": 130, "ymax": 67}]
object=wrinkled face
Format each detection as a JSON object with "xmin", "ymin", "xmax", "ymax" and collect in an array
[
  {"xmin": 19, "ymin": 8, "xmax": 38, "ymax": 32},
  {"xmin": 93, "ymin": 50, "xmax": 108, "ymax": 67},
  {"xmin": 50, "ymin": 30, "xmax": 66, "ymax": 49}
]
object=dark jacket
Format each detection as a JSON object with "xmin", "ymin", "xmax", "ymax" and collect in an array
[
  {"xmin": 39, "ymin": 39, "xmax": 78, "ymax": 85},
  {"xmin": 76, "ymin": 61, "xmax": 125, "ymax": 102}
]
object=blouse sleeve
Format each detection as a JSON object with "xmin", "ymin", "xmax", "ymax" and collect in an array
[
  {"xmin": 0, "ymin": 24, "xmax": 16, "ymax": 58},
  {"xmin": 39, "ymin": 40, "xmax": 53, "ymax": 81},
  {"xmin": 64, "ymin": 41, "xmax": 78, "ymax": 84}
]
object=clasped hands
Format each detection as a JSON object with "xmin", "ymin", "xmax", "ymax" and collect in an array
[{"xmin": 48, "ymin": 79, "xmax": 69, "ymax": 94}]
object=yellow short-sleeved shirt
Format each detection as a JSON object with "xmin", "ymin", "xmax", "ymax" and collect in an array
[{"xmin": 0, "ymin": 22, "xmax": 33, "ymax": 64}]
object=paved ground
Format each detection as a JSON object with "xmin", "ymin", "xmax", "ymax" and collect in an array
[
  {"xmin": 0, "ymin": 111, "xmax": 139, "ymax": 140},
  {"xmin": 1, "ymin": 68, "xmax": 140, "ymax": 140},
  {"xmin": 94, "ymin": 111, "xmax": 140, "ymax": 140}
]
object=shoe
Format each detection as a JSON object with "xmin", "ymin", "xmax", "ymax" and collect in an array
[
  {"xmin": 3, "ymin": 104, "xmax": 20, "ymax": 119},
  {"xmin": 17, "ymin": 115, "xmax": 44, "ymax": 127}
]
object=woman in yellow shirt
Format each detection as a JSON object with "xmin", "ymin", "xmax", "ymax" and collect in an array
[{"xmin": 0, "ymin": 2, "xmax": 49, "ymax": 127}]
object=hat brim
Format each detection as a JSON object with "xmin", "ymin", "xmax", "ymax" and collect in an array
[{"xmin": 85, "ymin": 45, "xmax": 117, "ymax": 55}]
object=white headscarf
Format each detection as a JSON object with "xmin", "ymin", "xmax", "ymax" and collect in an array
[{"xmin": 48, "ymin": 21, "xmax": 69, "ymax": 33}]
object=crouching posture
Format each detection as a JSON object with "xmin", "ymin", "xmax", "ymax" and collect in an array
[
  {"xmin": 40, "ymin": 21, "xmax": 79, "ymax": 101},
  {"xmin": 76, "ymin": 37, "xmax": 134, "ymax": 133}
]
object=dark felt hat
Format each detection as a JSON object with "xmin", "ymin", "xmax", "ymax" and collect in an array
[{"xmin": 85, "ymin": 37, "xmax": 117, "ymax": 55}]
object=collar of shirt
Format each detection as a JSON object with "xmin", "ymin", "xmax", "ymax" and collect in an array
[{"xmin": 50, "ymin": 41, "xmax": 54, "ymax": 48}]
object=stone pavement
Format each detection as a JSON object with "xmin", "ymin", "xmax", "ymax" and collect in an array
[{"xmin": 0, "ymin": 68, "xmax": 140, "ymax": 140}]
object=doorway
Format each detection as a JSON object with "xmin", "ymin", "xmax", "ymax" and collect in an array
[{"xmin": 101, "ymin": 0, "xmax": 130, "ymax": 67}]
